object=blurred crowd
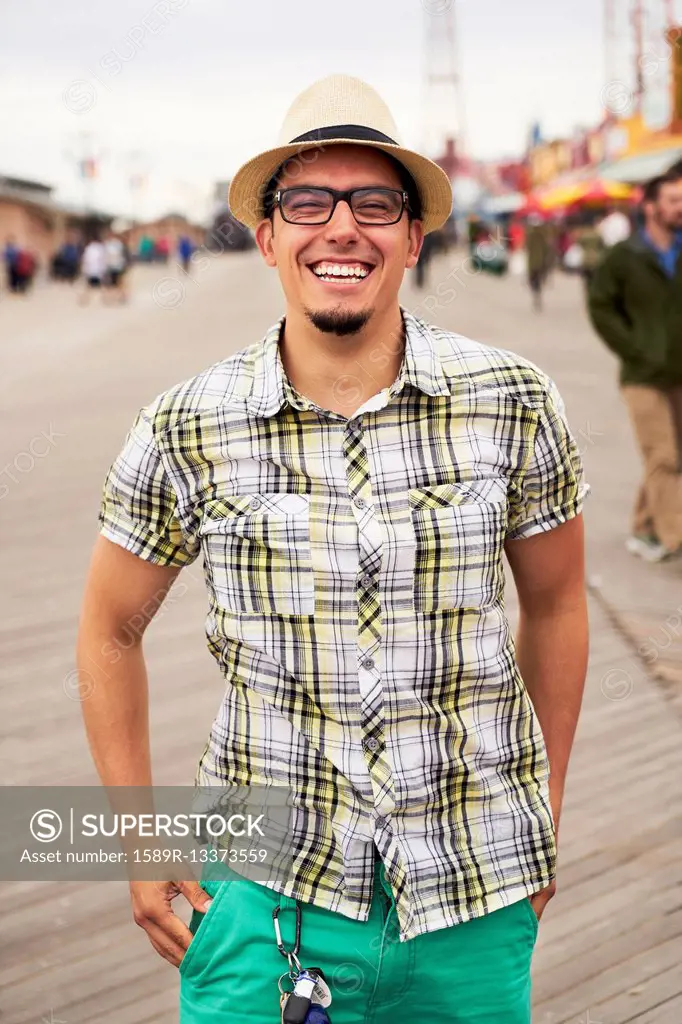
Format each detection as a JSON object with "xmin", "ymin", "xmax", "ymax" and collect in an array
[
  {"xmin": 1, "ymin": 229, "xmax": 197, "ymax": 303},
  {"xmin": 463, "ymin": 203, "xmax": 636, "ymax": 311}
]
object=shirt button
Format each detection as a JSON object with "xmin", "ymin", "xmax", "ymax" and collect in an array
[
  {"xmin": 361, "ymin": 657, "xmax": 375, "ymax": 671},
  {"xmin": 249, "ymin": 497, "xmax": 262, "ymax": 511},
  {"xmin": 354, "ymin": 497, "xmax": 366, "ymax": 510},
  {"xmin": 375, "ymin": 815, "xmax": 388, "ymax": 830},
  {"xmin": 360, "ymin": 574, "xmax": 374, "ymax": 589},
  {"xmin": 365, "ymin": 737, "xmax": 380, "ymax": 753}
]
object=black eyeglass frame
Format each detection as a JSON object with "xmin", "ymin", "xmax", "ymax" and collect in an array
[{"xmin": 273, "ymin": 186, "xmax": 410, "ymax": 226}]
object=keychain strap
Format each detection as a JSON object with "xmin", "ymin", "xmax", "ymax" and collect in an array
[{"xmin": 272, "ymin": 897, "xmax": 302, "ymax": 978}]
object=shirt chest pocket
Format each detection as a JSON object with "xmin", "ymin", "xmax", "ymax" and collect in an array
[
  {"xmin": 409, "ymin": 479, "xmax": 508, "ymax": 613},
  {"xmin": 199, "ymin": 493, "xmax": 314, "ymax": 616}
]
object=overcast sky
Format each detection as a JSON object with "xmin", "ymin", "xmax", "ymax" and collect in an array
[{"xmin": 1, "ymin": 0, "xmax": 610, "ymax": 220}]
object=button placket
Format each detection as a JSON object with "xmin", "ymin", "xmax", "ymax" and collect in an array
[{"xmin": 343, "ymin": 418, "xmax": 394, "ymax": 815}]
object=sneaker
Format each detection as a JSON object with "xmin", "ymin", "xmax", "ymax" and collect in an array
[{"xmin": 625, "ymin": 534, "xmax": 670, "ymax": 562}]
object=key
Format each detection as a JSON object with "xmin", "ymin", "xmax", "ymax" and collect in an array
[
  {"xmin": 283, "ymin": 991, "xmax": 313, "ymax": 1023},
  {"xmin": 279, "ymin": 975, "xmax": 294, "ymax": 1023},
  {"xmin": 307, "ymin": 969, "xmax": 332, "ymax": 1008},
  {"xmin": 282, "ymin": 973, "xmax": 317, "ymax": 1024}
]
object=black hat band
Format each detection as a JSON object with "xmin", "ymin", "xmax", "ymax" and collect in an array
[{"xmin": 289, "ymin": 124, "xmax": 398, "ymax": 146}]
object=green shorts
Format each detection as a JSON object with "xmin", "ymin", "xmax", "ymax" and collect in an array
[{"xmin": 179, "ymin": 861, "xmax": 539, "ymax": 1023}]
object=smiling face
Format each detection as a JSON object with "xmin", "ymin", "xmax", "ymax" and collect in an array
[{"xmin": 255, "ymin": 144, "xmax": 423, "ymax": 336}]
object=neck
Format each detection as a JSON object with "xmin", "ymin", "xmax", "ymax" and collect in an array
[
  {"xmin": 279, "ymin": 303, "xmax": 405, "ymax": 416},
  {"xmin": 646, "ymin": 218, "xmax": 675, "ymax": 250}
]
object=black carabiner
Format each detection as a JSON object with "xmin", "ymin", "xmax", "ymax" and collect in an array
[{"xmin": 272, "ymin": 902, "xmax": 302, "ymax": 960}]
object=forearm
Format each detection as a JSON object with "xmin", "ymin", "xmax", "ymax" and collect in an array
[
  {"xmin": 588, "ymin": 306, "xmax": 634, "ymax": 358},
  {"xmin": 76, "ymin": 622, "xmax": 152, "ymax": 787},
  {"xmin": 515, "ymin": 597, "xmax": 589, "ymax": 836},
  {"xmin": 587, "ymin": 269, "xmax": 636, "ymax": 361}
]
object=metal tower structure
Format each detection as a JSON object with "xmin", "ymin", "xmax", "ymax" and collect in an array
[
  {"xmin": 421, "ymin": 3, "xmax": 467, "ymax": 163},
  {"xmin": 604, "ymin": 0, "xmax": 617, "ymax": 91},
  {"xmin": 604, "ymin": 0, "xmax": 681, "ymax": 115}
]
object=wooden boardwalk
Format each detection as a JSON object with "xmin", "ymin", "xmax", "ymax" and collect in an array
[{"xmin": 1, "ymin": 256, "xmax": 680, "ymax": 1022}]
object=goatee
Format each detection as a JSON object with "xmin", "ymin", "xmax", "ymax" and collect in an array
[{"xmin": 304, "ymin": 305, "xmax": 372, "ymax": 336}]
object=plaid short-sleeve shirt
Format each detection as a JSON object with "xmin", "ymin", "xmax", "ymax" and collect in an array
[{"xmin": 99, "ymin": 309, "xmax": 587, "ymax": 941}]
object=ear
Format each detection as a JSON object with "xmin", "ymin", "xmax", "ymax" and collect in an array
[
  {"xmin": 405, "ymin": 218, "xmax": 425, "ymax": 269},
  {"xmin": 255, "ymin": 218, "xmax": 277, "ymax": 267}
]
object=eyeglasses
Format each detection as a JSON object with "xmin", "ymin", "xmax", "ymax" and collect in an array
[{"xmin": 274, "ymin": 187, "xmax": 409, "ymax": 226}]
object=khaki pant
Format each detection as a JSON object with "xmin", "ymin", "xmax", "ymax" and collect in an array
[{"xmin": 621, "ymin": 384, "xmax": 682, "ymax": 550}]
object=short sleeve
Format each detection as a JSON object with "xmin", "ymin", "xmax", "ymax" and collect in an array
[
  {"xmin": 98, "ymin": 407, "xmax": 200, "ymax": 566},
  {"xmin": 507, "ymin": 378, "xmax": 589, "ymax": 540}
]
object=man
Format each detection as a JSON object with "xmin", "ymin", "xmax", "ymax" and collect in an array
[
  {"xmin": 177, "ymin": 233, "xmax": 194, "ymax": 273},
  {"xmin": 52, "ymin": 231, "xmax": 81, "ymax": 283},
  {"xmin": 104, "ymin": 230, "xmax": 129, "ymax": 304},
  {"xmin": 3, "ymin": 235, "xmax": 20, "ymax": 293},
  {"xmin": 574, "ymin": 221, "xmax": 605, "ymax": 290},
  {"xmin": 79, "ymin": 234, "xmax": 107, "ymax": 305},
  {"xmin": 588, "ymin": 172, "xmax": 682, "ymax": 561},
  {"xmin": 12, "ymin": 246, "xmax": 36, "ymax": 293},
  {"xmin": 413, "ymin": 226, "xmax": 437, "ymax": 288},
  {"xmin": 524, "ymin": 213, "xmax": 552, "ymax": 311},
  {"xmin": 78, "ymin": 75, "xmax": 589, "ymax": 1023}
]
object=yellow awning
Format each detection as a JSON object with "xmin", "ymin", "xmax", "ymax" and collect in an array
[{"xmin": 536, "ymin": 179, "xmax": 635, "ymax": 210}]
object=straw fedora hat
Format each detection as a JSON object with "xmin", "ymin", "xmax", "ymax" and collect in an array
[{"xmin": 228, "ymin": 74, "xmax": 453, "ymax": 235}]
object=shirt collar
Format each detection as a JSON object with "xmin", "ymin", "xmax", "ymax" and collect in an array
[
  {"xmin": 640, "ymin": 228, "xmax": 682, "ymax": 255},
  {"xmin": 246, "ymin": 307, "xmax": 451, "ymax": 418}
]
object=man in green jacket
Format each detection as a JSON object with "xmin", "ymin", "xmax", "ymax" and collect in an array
[{"xmin": 588, "ymin": 172, "xmax": 682, "ymax": 561}]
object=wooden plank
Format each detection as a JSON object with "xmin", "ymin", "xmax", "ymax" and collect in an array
[
  {"xmin": 1, "ymin": 259, "xmax": 681, "ymax": 1024},
  {"xmin": 629, "ymin": 992, "xmax": 682, "ymax": 1023},
  {"xmin": 591, "ymin": 963, "xmax": 682, "ymax": 1023},
  {"xmin": 534, "ymin": 926, "xmax": 682, "ymax": 1023}
]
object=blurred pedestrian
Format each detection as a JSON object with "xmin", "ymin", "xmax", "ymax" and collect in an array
[
  {"xmin": 79, "ymin": 235, "xmax": 107, "ymax": 305},
  {"xmin": 597, "ymin": 205, "xmax": 631, "ymax": 248},
  {"xmin": 467, "ymin": 215, "xmax": 485, "ymax": 256},
  {"xmin": 177, "ymin": 234, "xmax": 193, "ymax": 274},
  {"xmin": 588, "ymin": 172, "xmax": 682, "ymax": 561},
  {"xmin": 12, "ymin": 247, "xmax": 36, "ymax": 293},
  {"xmin": 138, "ymin": 234, "xmax": 154, "ymax": 263},
  {"xmin": 574, "ymin": 223, "xmax": 605, "ymax": 289},
  {"xmin": 556, "ymin": 223, "xmax": 571, "ymax": 262},
  {"xmin": 544, "ymin": 217, "xmax": 560, "ymax": 277},
  {"xmin": 414, "ymin": 228, "xmax": 436, "ymax": 288},
  {"xmin": 508, "ymin": 219, "xmax": 525, "ymax": 252},
  {"xmin": 524, "ymin": 214, "xmax": 552, "ymax": 311},
  {"xmin": 52, "ymin": 233, "xmax": 81, "ymax": 283},
  {"xmin": 3, "ymin": 236, "xmax": 20, "ymax": 293},
  {"xmin": 104, "ymin": 231, "xmax": 129, "ymax": 304},
  {"xmin": 156, "ymin": 235, "xmax": 170, "ymax": 263}
]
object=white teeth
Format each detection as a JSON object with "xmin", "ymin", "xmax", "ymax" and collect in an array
[{"xmin": 312, "ymin": 262, "xmax": 371, "ymax": 279}]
